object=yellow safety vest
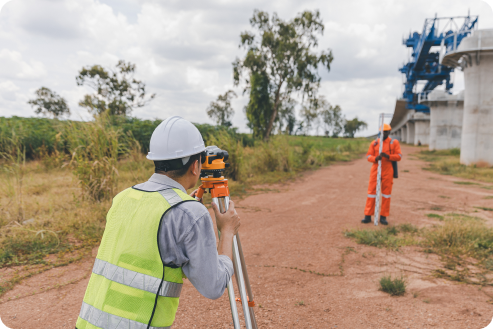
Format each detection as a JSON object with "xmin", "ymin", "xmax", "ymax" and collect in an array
[{"xmin": 76, "ymin": 187, "xmax": 196, "ymax": 329}]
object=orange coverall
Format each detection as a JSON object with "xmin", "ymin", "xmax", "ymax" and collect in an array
[{"xmin": 364, "ymin": 138, "xmax": 402, "ymax": 217}]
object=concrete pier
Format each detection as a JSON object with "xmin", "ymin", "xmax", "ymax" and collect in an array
[
  {"xmin": 420, "ymin": 90, "xmax": 464, "ymax": 150},
  {"xmin": 413, "ymin": 113, "xmax": 430, "ymax": 146},
  {"xmin": 406, "ymin": 121, "xmax": 415, "ymax": 144},
  {"xmin": 443, "ymin": 29, "xmax": 493, "ymax": 165}
]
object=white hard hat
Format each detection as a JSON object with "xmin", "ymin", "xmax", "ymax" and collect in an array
[{"xmin": 147, "ymin": 116, "xmax": 205, "ymax": 161}]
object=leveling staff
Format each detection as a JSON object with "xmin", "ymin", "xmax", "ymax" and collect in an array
[
  {"xmin": 361, "ymin": 123, "xmax": 402, "ymax": 225},
  {"xmin": 75, "ymin": 116, "xmax": 240, "ymax": 329}
]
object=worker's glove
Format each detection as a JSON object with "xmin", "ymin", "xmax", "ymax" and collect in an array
[
  {"xmin": 380, "ymin": 152, "xmax": 390, "ymax": 159},
  {"xmin": 375, "ymin": 155, "xmax": 382, "ymax": 162}
]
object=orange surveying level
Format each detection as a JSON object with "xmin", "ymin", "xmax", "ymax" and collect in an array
[{"xmin": 196, "ymin": 146, "xmax": 258, "ymax": 329}]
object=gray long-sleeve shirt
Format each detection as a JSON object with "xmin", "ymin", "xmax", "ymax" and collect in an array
[{"xmin": 133, "ymin": 173, "xmax": 233, "ymax": 300}]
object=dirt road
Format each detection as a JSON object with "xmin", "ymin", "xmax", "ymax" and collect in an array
[{"xmin": 1, "ymin": 145, "xmax": 493, "ymax": 328}]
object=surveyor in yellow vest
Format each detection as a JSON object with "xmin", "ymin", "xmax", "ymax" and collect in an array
[{"xmin": 76, "ymin": 116, "xmax": 240, "ymax": 329}]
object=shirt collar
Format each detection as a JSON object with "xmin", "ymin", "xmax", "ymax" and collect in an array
[{"xmin": 148, "ymin": 173, "xmax": 187, "ymax": 193}]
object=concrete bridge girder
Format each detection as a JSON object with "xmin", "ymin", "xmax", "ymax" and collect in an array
[
  {"xmin": 389, "ymin": 104, "xmax": 429, "ymax": 146},
  {"xmin": 390, "ymin": 119, "xmax": 430, "ymax": 146}
]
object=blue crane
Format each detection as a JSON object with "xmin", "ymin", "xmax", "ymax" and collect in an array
[{"xmin": 399, "ymin": 14, "xmax": 478, "ymax": 112}]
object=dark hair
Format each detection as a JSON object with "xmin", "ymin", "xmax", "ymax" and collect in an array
[{"xmin": 154, "ymin": 153, "xmax": 201, "ymax": 178}]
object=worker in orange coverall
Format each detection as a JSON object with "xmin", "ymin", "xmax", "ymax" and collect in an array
[{"xmin": 361, "ymin": 124, "xmax": 402, "ymax": 225}]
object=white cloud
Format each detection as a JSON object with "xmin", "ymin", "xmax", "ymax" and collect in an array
[
  {"xmin": 0, "ymin": 49, "xmax": 46, "ymax": 80},
  {"xmin": 187, "ymin": 67, "xmax": 219, "ymax": 91},
  {"xmin": 0, "ymin": 80, "xmax": 19, "ymax": 101},
  {"xmin": 320, "ymin": 76, "xmax": 401, "ymax": 136},
  {"xmin": 0, "ymin": 0, "xmax": 492, "ymax": 133}
]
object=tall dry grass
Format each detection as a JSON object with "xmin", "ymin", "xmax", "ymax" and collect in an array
[
  {"xmin": 0, "ymin": 122, "xmax": 367, "ymax": 296},
  {"xmin": 0, "ymin": 130, "xmax": 27, "ymax": 222},
  {"xmin": 65, "ymin": 114, "xmax": 128, "ymax": 201},
  {"xmin": 207, "ymin": 134, "xmax": 367, "ymax": 185}
]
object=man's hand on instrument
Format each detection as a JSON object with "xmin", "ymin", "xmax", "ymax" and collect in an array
[
  {"xmin": 212, "ymin": 200, "xmax": 240, "ymax": 236},
  {"xmin": 189, "ymin": 189, "xmax": 202, "ymax": 203},
  {"xmin": 380, "ymin": 152, "xmax": 390, "ymax": 159}
]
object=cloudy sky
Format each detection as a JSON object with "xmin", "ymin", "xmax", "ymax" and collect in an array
[{"xmin": 0, "ymin": 0, "xmax": 492, "ymax": 136}]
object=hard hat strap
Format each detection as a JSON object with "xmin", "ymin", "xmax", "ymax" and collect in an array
[
  {"xmin": 154, "ymin": 153, "xmax": 203, "ymax": 173},
  {"xmin": 155, "ymin": 158, "xmax": 187, "ymax": 172}
]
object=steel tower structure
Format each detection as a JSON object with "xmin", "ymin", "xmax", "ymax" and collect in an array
[{"xmin": 399, "ymin": 14, "xmax": 478, "ymax": 112}]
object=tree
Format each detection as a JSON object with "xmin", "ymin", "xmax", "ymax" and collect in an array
[
  {"xmin": 318, "ymin": 97, "xmax": 344, "ymax": 137},
  {"xmin": 76, "ymin": 60, "xmax": 155, "ymax": 116},
  {"xmin": 300, "ymin": 100, "xmax": 320, "ymax": 135},
  {"xmin": 244, "ymin": 72, "xmax": 273, "ymax": 138},
  {"xmin": 28, "ymin": 87, "xmax": 70, "ymax": 118},
  {"xmin": 344, "ymin": 117, "xmax": 368, "ymax": 138},
  {"xmin": 206, "ymin": 90, "xmax": 237, "ymax": 127},
  {"xmin": 233, "ymin": 9, "xmax": 333, "ymax": 141},
  {"xmin": 277, "ymin": 98, "xmax": 296, "ymax": 135}
]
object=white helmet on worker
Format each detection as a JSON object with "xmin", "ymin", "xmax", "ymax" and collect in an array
[{"xmin": 147, "ymin": 116, "xmax": 205, "ymax": 164}]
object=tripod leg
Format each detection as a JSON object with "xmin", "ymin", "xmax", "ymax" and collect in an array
[
  {"xmin": 213, "ymin": 197, "xmax": 241, "ymax": 329},
  {"xmin": 215, "ymin": 196, "xmax": 254, "ymax": 328},
  {"xmin": 233, "ymin": 235, "xmax": 253, "ymax": 329},
  {"xmin": 236, "ymin": 234, "xmax": 258, "ymax": 329},
  {"xmin": 226, "ymin": 279, "xmax": 241, "ymax": 329}
]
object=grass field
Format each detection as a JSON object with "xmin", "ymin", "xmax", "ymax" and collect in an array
[
  {"xmin": 418, "ymin": 148, "xmax": 493, "ymax": 184},
  {"xmin": 0, "ymin": 116, "xmax": 368, "ymax": 296}
]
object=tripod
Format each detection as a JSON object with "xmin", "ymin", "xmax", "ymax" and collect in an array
[{"xmin": 196, "ymin": 177, "xmax": 258, "ymax": 329}]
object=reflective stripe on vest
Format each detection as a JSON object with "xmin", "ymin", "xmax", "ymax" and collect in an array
[
  {"xmin": 92, "ymin": 258, "xmax": 182, "ymax": 298},
  {"xmin": 77, "ymin": 187, "xmax": 196, "ymax": 329},
  {"xmin": 382, "ymin": 194, "xmax": 391, "ymax": 198},
  {"xmin": 158, "ymin": 189, "xmax": 183, "ymax": 207},
  {"xmin": 79, "ymin": 302, "xmax": 171, "ymax": 329},
  {"xmin": 368, "ymin": 194, "xmax": 377, "ymax": 198}
]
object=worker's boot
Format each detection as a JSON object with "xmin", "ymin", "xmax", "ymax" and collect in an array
[
  {"xmin": 361, "ymin": 215, "xmax": 372, "ymax": 224},
  {"xmin": 380, "ymin": 216, "xmax": 388, "ymax": 225}
]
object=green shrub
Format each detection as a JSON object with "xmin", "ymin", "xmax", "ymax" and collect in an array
[
  {"xmin": 399, "ymin": 223, "xmax": 419, "ymax": 233},
  {"xmin": 379, "ymin": 275, "xmax": 406, "ymax": 296},
  {"xmin": 0, "ymin": 116, "xmax": 62, "ymax": 159},
  {"xmin": 345, "ymin": 228, "xmax": 403, "ymax": 250},
  {"xmin": 422, "ymin": 216, "xmax": 493, "ymax": 260},
  {"xmin": 427, "ymin": 213, "xmax": 444, "ymax": 221},
  {"xmin": 0, "ymin": 116, "xmax": 251, "ymax": 160},
  {"xmin": 475, "ymin": 206, "xmax": 493, "ymax": 211},
  {"xmin": 454, "ymin": 181, "xmax": 479, "ymax": 185}
]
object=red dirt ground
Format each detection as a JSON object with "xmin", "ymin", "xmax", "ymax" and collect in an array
[{"xmin": 1, "ymin": 145, "xmax": 493, "ymax": 329}]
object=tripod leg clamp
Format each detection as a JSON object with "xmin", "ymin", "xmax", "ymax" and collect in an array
[{"xmin": 235, "ymin": 297, "xmax": 255, "ymax": 307}]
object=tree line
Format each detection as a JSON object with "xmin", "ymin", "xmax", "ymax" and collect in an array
[
  {"xmin": 27, "ymin": 9, "xmax": 367, "ymax": 139},
  {"xmin": 208, "ymin": 10, "xmax": 367, "ymax": 138}
]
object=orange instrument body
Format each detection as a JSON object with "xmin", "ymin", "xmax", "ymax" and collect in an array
[
  {"xmin": 196, "ymin": 145, "xmax": 231, "ymax": 200},
  {"xmin": 196, "ymin": 178, "xmax": 230, "ymax": 199}
]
